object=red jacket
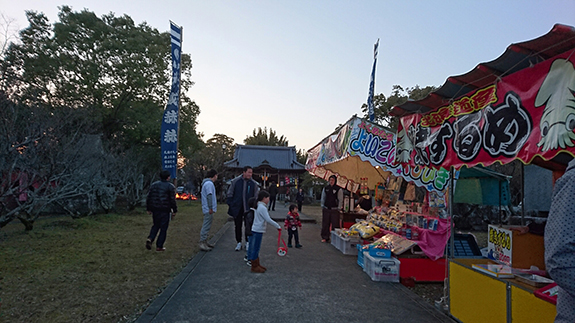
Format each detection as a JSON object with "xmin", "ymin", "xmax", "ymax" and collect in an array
[{"xmin": 284, "ymin": 211, "xmax": 302, "ymax": 229}]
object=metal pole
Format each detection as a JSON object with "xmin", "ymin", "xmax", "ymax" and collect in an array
[
  {"xmin": 449, "ymin": 167, "xmax": 455, "ymax": 258},
  {"xmin": 521, "ymin": 163, "xmax": 525, "ymax": 225}
]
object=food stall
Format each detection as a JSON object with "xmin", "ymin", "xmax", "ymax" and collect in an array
[
  {"xmin": 390, "ymin": 23, "xmax": 575, "ymax": 323},
  {"xmin": 306, "ymin": 115, "xmax": 453, "ymax": 282}
]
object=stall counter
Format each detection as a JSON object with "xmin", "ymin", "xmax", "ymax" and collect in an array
[{"xmin": 449, "ymin": 258, "xmax": 556, "ymax": 323}]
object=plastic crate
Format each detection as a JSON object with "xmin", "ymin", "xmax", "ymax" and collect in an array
[
  {"xmin": 368, "ymin": 245, "xmax": 391, "ymax": 258},
  {"xmin": 339, "ymin": 236, "xmax": 360, "ymax": 255},
  {"xmin": 364, "ymin": 254, "xmax": 400, "ymax": 282},
  {"xmin": 330, "ymin": 231, "xmax": 338, "ymax": 249},
  {"xmin": 331, "ymin": 231, "xmax": 360, "ymax": 255},
  {"xmin": 357, "ymin": 244, "xmax": 366, "ymax": 268},
  {"xmin": 446, "ymin": 233, "xmax": 483, "ymax": 258}
]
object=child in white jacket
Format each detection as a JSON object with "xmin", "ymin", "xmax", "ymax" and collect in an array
[{"xmin": 248, "ymin": 190, "xmax": 281, "ymax": 273}]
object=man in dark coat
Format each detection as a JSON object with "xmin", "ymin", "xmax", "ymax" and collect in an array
[
  {"xmin": 268, "ymin": 181, "xmax": 278, "ymax": 211},
  {"xmin": 320, "ymin": 175, "xmax": 343, "ymax": 242},
  {"xmin": 227, "ymin": 166, "xmax": 259, "ymax": 251},
  {"xmin": 146, "ymin": 170, "xmax": 178, "ymax": 251}
]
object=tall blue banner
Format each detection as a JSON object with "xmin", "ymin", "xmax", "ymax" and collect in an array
[
  {"xmin": 367, "ymin": 39, "xmax": 379, "ymax": 122},
  {"xmin": 161, "ymin": 21, "xmax": 182, "ymax": 180}
]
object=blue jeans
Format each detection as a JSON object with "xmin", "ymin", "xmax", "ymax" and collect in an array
[
  {"xmin": 247, "ymin": 232, "xmax": 263, "ymax": 261},
  {"xmin": 148, "ymin": 212, "xmax": 171, "ymax": 248},
  {"xmin": 200, "ymin": 212, "xmax": 213, "ymax": 241}
]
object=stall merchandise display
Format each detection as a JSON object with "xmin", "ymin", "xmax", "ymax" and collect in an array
[{"xmin": 349, "ymin": 220, "xmax": 380, "ymax": 239}]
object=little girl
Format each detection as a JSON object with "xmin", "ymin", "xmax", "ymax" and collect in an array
[
  {"xmin": 285, "ymin": 204, "xmax": 302, "ymax": 248},
  {"xmin": 248, "ymin": 190, "xmax": 281, "ymax": 273}
]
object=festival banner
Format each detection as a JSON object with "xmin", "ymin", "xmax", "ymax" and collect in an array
[
  {"xmin": 367, "ymin": 39, "xmax": 379, "ymax": 122},
  {"xmin": 161, "ymin": 21, "xmax": 182, "ymax": 179},
  {"xmin": 306, "ymin": 116, "xmax": 451, "ymax": 192},
  {"xmin": 395, "ymin": 51, "xmax": 575, "ymax": 171}
]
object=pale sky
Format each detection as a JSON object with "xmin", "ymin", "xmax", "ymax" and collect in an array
[{"xmin": 3, "ymin": 1, "xmax": 575, "ymax": 152}]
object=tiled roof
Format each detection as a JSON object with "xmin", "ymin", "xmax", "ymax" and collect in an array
[{"xmin": 223, "ymin": 145, "xmax": 305, "ymax": 171}]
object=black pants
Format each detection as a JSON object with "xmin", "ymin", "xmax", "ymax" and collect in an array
[
  {"xmin": 321, "ymin": 208, "xmax": 340, "ymax": 240},
  {"xmin": 297, "ymin": 201, "xmax": 303, "ymax": 212},
  {"xmin": 148, "ymin": 212, "xmax": 171, "ymax": 248},
  {"xmin": 268, "ymin": 195, "xmax": 276, "ymax": 210},
  {"xmin": 288, "ymin": 228, "xmax": 299, "ymax": 245},
  {"xmin": 234, "ymin": 210, "xmax": 250, "ymax": 243}
]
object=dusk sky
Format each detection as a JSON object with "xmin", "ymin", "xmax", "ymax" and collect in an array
[{"xmin": 3, "ymin": 1, "xmax": 575, "ymax": 151}]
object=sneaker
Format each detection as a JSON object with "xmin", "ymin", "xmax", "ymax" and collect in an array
[
  {"xmin": 145, "ymin": 239, "xmax": 152, "ymax": 250},
  {"xmin": 206, "ymin": 241, "xmax": 215, "ymax": 248},
  {"xmin": 246, "ymin": 260, "xmax": 252, "ymax": 266},
  {"xmin": 287, "ymin": 243, "xmax": 293, "ymax": 248},
  {"xmin": 235, "ymin": 242, "xmax": 242, "ymax": 251},
  {"xmin": 321, "ymin": 239, "xmax": 327, "ymax": 243},
  {"xmin": 296, "ymin": 244, "xmax": 302, "ymax": 248},
  {"xmin": 156, "ymin": 247, "xmax": 166, "ymax": 251},
  {"xmin": 243, "ymin": 254, "xmax": 248, "ymax": 262},
  {"xmin": 199, "ymin": 241, "xmax": 212, "ymax": 251}
]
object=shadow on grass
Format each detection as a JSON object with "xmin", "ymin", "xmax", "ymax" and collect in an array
[{"xmin": 0, "ymin": 200, "xmax": 229, "ymax": 322}]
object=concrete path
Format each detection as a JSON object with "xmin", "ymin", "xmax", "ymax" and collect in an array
[{"xmin": 136, "ymin": 204, "xmax": 455, "ymax": 323}]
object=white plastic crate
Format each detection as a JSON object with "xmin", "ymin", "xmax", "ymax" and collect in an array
[
  {"xmin": 331, "ymin": 231, "xmax": 359, "ymax": 255},
  {"xmin": 363, "ymin": 253, "xmax": 400, "ymax": 282},
  {"xmin": 339, "ymin": 236, "xmax": 360, "ymax": 255},
  {"xmin": 330, "ymin": 231, "xmax": 339, "ymax": 249}
]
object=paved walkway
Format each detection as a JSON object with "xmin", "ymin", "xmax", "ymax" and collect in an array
[{"xmin": 136, "ymin": 204, "xmax": 455, "ymax": 323}]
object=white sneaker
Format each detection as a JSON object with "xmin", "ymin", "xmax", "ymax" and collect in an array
[{"xmin": 235, "ymin": 242, "xmax": 242, "ymax": 251}]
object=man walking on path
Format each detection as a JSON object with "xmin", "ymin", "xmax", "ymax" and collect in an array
[
  {"xmin": 199, "ymin": 169, "xmax": 218, "ymax": 251},
  {"xmin": 227, "ymin": 166, "xmax": 259, "ymax": 251},
  {"xmin": 268, "ymin": 181, "xmax": 278, "ymax": 211},
  {"xmin": 320, "ymin": 175, "xmax": 343, "ymax": 243},
  {"xmin": 146, "ymin": 170, "xmax": 178, "ymax": 251}
]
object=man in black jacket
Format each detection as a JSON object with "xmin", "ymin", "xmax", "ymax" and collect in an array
[
  {"xmin": 227, "ymin": 166, "xmax": 259, "ymax": 251},
  {"xmin": 268, "ymin": 181, "xmax": 278, "ymax": 211},
  {"xmin": 320, "ymin": 175, "xmax": 343, "ymax": 242},
  {"xmin": 146, "ymin": 170, "xmax": 178, "ymax": 251}
]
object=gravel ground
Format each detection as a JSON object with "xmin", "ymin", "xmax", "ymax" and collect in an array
[
  {"xmin": 406, "ymin": 231, "xmax": 488, "ymax": 307},
  {"xmin": 302, "ymin": 205, "xmax": 489, "ymax": 309}
]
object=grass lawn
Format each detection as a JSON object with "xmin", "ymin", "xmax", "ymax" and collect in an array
[{"xmin": 0, "ymin": 200, "xmax": 229, "ymax": 322}]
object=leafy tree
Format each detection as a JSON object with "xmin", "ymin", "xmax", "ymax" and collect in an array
[
  {"xmin": 296, "ymin": 148, "xmax": 307, "ymax": 165},
  {"xmin": 182, "ymin": 133, "xmax": 236, "ymax": 195},
  {"xmin": 0, "ymin": 7, "xmax": 202, "ymax": 154},
  {"xmin": 243, "ymin": 127, "xmax": 289, "ymax": 146},
  {"xmin": 361, "ymin": 85, "xmax": 437, "ymax": 130}
]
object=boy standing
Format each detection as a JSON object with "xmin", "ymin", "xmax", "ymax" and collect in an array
[
  {"xmin": 199, "ymin": 169, "xmax": 218, "ymax": 251},
  {"xmin": 285, "ymin": 204, "xmax": 302, "ymax": 248}
]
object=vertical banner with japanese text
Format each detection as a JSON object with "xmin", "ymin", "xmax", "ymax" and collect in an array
[
  {"xmin": 161, "ymin": 21, "xmax": 182, "ymax": 179},
  {"xmin": 367, "ymin": 39, "xmax": 379, "ymax": 122}
]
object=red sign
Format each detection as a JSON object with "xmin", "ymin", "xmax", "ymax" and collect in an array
[{"xmin": 396, "ymin": 51, "xmax": 575, "ymax": 170}]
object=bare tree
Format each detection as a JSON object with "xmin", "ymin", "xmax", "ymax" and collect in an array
[
  {"xmin": 0, "ymin": 13, "xmax": 19, "ymax": 58},
  {"xmin": 0, "ymin": 94, "xmax": 101, "ymax": 230}
]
